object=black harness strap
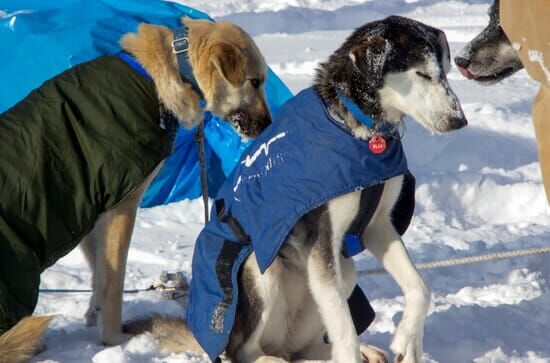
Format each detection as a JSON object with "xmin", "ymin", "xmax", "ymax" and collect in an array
[
  {"xmin": 215, "ymin": 199, "xmax": 251, "ymax": 244},
  {"xmin": 342, "ymin": 183, "xmax": 385, "ymax": 258},
  {"xmin": 210, "ymin": 199, "xmax": 251, "ymax": 339},
  {"xmin": 172, "ymin": 26, "xmax": 212, "ymax": 224},
  {"xmin": 195, "ymin": 122, "xmax": 209, "ymax": 223}
]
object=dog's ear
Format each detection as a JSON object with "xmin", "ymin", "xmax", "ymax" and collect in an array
[
  {"xmin": 349, "ymin": 35, "xmax": 390, "ymax": 82},
  {"xmin": 211, "ymin": 42, "xmax": 246, "ymax": 86}
]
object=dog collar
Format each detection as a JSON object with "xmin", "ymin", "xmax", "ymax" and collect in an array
[
  {"xmin": 173, "ymin": 26, "xmax": 203, "ymax": 97},
  {"xmin": 336, "ymin": 89, "xmax": 375, "ymax": 129}
]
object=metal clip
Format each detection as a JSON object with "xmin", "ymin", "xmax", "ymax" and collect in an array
[{"xmin": 391, "ymin": 120, "xmax": 407, "ymax": 140}]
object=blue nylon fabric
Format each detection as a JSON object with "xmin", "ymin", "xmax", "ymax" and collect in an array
[
  {"xmin": 117, "ymin": 52, "xmax": 152, "ymax": 80},
  {"xmin": 188, "ymin": 87, "xmax": 409, "ymax": 360},
  {"xmin": 0, "ymin": 0, "xmax": 293, "ymax": 206}
]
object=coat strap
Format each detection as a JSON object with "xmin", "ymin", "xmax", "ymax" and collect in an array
[
  {"xmin": 342, "ymin": 183, "xmax": 385, "ymax": 258},
  {"xmin": 215, "ymin": 199, "xmax": 251, "ymax": 244}
]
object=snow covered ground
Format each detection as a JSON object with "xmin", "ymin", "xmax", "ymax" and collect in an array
[{"xmin": 33, "ymin": 1, "xmax": 549, "ymax": 362}]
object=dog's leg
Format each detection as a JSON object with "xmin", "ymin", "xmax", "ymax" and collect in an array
[
  {"xmin": 252, "ymin": 357, "xmax": 288, "ymax": 363},
  {"xmin": 299, "ymin": 257, "xmax": 387, "ymax": 363},
  {"xmin": 363, "ymin": 222, "xmax": 430, "ymax": 363},
  {"xmin": 80, "ymin": 224, "xmax": 104, "ymax": 327},
  {"xmin": 234, "ymin": 256, "xmax": 290, "ymax": 363},
  {"xmin": 307, "ymin": 244, "xmax": 361, "ymax": 363},
  {"xmin": 95, "ymin": 194, "xmax": 138, "ymax": 345},
  {"xmin": 303, "ymin": 193, "xmax": 364, "ymax": 363},
  {"xmin": 95, "ymin": 166, "xmax": 161, "ymax": 345},
  {"xmin": 299, "ymin": 333, "xmax": 387, "ymax": 363}
]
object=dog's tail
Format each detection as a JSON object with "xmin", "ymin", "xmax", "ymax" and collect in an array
[
  {"xmin": 123, "ymin": 316, "xmax": 205, "ymax": 355},
  {"xmin": 0, "ymin": 316, "xmax": 53, "ymax": 363}
]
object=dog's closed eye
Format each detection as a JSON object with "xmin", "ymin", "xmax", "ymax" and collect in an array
[
  {"xmin": 250, "ymin": 78, "xmax": 261, "ymax": 88},
  {"xmin": 415, "ymin": 71, "xmax": 432, "ymax": 81}
]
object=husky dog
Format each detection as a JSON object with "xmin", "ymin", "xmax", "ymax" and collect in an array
[
  {"xmin": 0, "ymin": 18, "xmax": 270, "ymax": 363},
  {"xmin": 126, "ymin": 16, "xmax": 467, "ymax": 363},
  {"xmin": 454, "ymin": 0, "xmax": 523, "ymax": 84}
]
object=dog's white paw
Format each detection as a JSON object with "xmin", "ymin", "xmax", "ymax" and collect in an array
[
  {"xmin": 390, "ymin": 325, "xmax": 422, "ymax": 363},
  {"xmin": 332, "ymin": 345, "xmax": 362, "ymax": 363},
  {"xmin": 360, "ymin": 344, "xmax": 388, "ymax": 363}
]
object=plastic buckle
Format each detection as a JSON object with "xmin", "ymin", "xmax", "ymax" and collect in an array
[
  {"xmin": 343, "ymin": 233, "xmax": 364, "ymax": 258},
  {"xmin": 172, "ymin": 36, "xmax": 189, "ymax": 54}
]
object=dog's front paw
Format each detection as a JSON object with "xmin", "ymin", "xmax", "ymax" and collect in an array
[
  {"xmin": 332, "ymin": 344, "xmax": 362, "ymax": 363},
  {"xmin": 360, "ymin": 344, "xmax": 388, "ymax": 363},
  {"xmin": 390, "ymin": 326, "xmax": 422, "ymax": 363},
  {"xmin": 101, "ymin": 331, "xmax": 133, "ymax": 346}
]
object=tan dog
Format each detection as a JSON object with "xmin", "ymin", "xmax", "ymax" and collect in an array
[{"xmin": 0, "ymin": 18, "xmax": 270, "ymax": 363}]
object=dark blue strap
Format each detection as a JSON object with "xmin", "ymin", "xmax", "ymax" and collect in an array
[
  {"xmin": 336, "ymin": 88, "xmax": 375, "ymax": 129},
  {"xmin": 117, "ymin": 52, "xmax": 152, "ymax": 80},
  {"xmin": 342, "ymin": 183, "xmax": 385, "ymax": 258},
  {"xmin": 173, "ymin": 26, "xmax": 203, "ymax": 96}
]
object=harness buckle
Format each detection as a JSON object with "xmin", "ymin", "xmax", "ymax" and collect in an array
[{"xmin": 172, "ymin": 36, "xmax": 190, "ymax": 54}]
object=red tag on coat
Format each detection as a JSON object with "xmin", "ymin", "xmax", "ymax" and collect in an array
[{"xmin": 369, "ymin": 136, "xmax": 386, "ymax": 154}]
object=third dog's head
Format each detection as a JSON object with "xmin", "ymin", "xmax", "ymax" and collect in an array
[
  {"xmin": 454, "ymin": 0, "xmax": 523, "ymax": 84},
  {"xmin": 186, "ymin": 19, "xmax": 272, "ymax": 139},
  {"xmin": 315, "ymin": 16, "xmax": 467, "ymax": 135}
]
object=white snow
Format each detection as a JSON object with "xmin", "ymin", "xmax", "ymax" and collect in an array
[{"xmin": 31, "ymin": 1, "xmax": 550, "ymax": 362}]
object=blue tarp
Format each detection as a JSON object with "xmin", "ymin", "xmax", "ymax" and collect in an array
[{"xmin": 0, "ymin": 0, "xmax": 293, "ymax": 206}]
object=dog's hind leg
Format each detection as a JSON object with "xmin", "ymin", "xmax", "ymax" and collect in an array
[
  {"xmin": 232, "ymin": 256, "xmax": 290, "ymax": 363},
  {"xmin": 363, "ymin": 222, "xmax": 430, "ymax": 363}
]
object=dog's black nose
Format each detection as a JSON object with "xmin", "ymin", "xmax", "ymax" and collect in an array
[
  {"xmin": 448, "ymin": 116, "xmax": 468, "ymax": 130},
  {"xmin": 454, "ymin": 55, "xmax": 470, "ymax": 68}
]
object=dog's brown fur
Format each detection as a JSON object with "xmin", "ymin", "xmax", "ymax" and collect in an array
[
  {"xmin": 124, "ymin": 316, "xmax": 205, "ymax": 355},
  {"xmin": 121, "ymin": 23, "xmax": 202, "ymax": 126},
  {"xmin": 0, "ymin": 316, "xmax": 53, "ymax": 363},
  {"xmin": 122, "ymin": 18, "xmax": 271, "ymax": 137},
  {"xmin": 0, "ymin": 18, "xmax": 271, "ymax": 362}
]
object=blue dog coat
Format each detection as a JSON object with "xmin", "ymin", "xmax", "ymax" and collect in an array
[{"xmin": 187, "ymin": 87, "xmax": 410, "ymax": 360}]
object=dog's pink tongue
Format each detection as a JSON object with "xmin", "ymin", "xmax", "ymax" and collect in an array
[{"xmin": 457, "ymin": 66, "xmax": 475, "ymax": 80}]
